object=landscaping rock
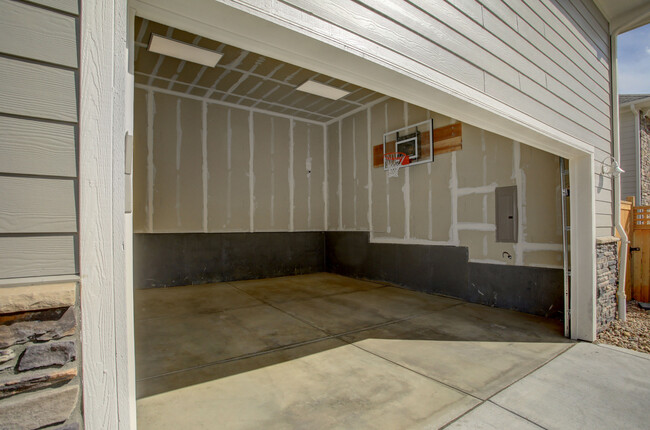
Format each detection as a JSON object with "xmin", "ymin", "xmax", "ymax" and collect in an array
[
  {"xmin": 18, "ymin": 341, "xmax": 76, "ymax": 371},
  {"xmin": 596, "ymin": 301, "xmax": 650, "ymax": 354},
  {"xmin": 0, "ymin": 384, "xmax": 78, "ymax": 429}
]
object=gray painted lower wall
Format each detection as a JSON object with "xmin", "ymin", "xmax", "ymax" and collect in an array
[
  {"xmin": 325, "ymin": 231, "xmax": 563, "ymax": 319},
  {"xmin": 133, "ymin": 231, "xmax": 563, "ymax": 318},
  {"xmin": 134, "ymin": 232, "xmax": 325, "ymax": 288}
]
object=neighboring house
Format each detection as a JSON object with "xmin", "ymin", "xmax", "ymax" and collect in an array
[
  {"xmin": 620, "ymin": 94, "xmax": 650, "ymax": 204},
  {"xmin": 1, "ymin": 0, "xmax": 649, "ymax": 428}
]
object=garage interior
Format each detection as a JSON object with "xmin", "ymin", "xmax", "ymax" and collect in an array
[{"xmin": 132, "ymin": 17, "xmax": 571, "ymax": 427}]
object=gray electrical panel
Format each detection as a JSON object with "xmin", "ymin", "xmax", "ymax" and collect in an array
[{"xmin": 495, "ymin": 186, "xmax": 518, "ymax": 243}]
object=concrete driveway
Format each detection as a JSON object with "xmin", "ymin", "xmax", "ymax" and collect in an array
[{"xmin": 134, "ymin": 273, "xmax": 650, "ymax": 429}]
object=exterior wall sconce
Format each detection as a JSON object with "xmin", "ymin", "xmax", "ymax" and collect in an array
[{"xmin": 601, "ymin": 156, "xmax": 625, "ymax": 177}]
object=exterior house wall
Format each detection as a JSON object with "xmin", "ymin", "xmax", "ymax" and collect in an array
[
  {"xmin": 0, "ymin": 0, "xmax": 82, "ymax": 428},
  {"xmin": 0, "ymin": 0, "xmax": 79, "ymax": 279},
  {"xmin": 619, "ymin": 109, "xmax": 638, "ymax": 200},
  {"xmin": 217, "ymin": 0, "xmax": 614, "ymax": 237}
]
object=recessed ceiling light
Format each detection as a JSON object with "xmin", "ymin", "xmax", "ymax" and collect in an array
[
  {"xmin": 296, "ymin": 80, "xmax": 350, "ymax": 100},
  {"xmin": 148, "ymin": 34, "xmax": 223, "ymax": 67}
]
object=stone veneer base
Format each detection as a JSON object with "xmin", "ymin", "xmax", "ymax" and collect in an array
[{"xmin": 0, "ymin": 281, "xmax": 81, "ymax": 428}]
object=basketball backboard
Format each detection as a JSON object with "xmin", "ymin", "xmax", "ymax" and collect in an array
[{"xmin": 382, "ymin": 119, "xmax": 434, "ymax": 171}]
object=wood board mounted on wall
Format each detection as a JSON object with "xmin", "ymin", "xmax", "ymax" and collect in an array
[{"xmin": 373, "ymin": 122, "xmax": 462, "ymax": 167}]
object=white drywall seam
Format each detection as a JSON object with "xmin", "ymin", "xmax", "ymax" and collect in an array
[
  {"xmin": 367, "ymin": 107, "xmax": 373, "ymax": 239},
  {"xmin": 271, "ymin": 118, "xmax": 276, "ymax": 228},
  {"xmin": 457, "ymin": 223, "xmax": 496, "ymax": 231},
  {"xmin": 323, "ymin": 124, "xmax": 328, "ymax": 230},
  {"xmin": 480, "ymin": 131, "xmax": 488, "ymax": 256},
  {"xmin": 134, "ymin": 18, "xmax": 148, "ymax": 63},
  {"xmin": 202, "ymin": 101, "xmax": 208, "ymax": 232},
  {"xmin": 428, "ymin": 161, "xmax": 433, "ymax": 241},
  {"xmin": 457, "ymin": 184, "xmax": 499, "ymax": 196},
  {"xmin": 513, "ymin": 141, "xmax": 525, "ymax": 265},
  {"xmin": 352, "ymin": 117, "xmax": 357, "ymax": 229},
  {"xmin": 449, "ymin": 151, "xmax": 459, "ymax": 244},
  {"xmin": 205, "ymin": 50, "xmax": 246, "ymax": 99},
  {"xmin": 428, "ymin": 108, "xmax": 433, "ymax": 241},
  {"xmin": 338, "ymin": 120, "xmax": 343, "ymax": 230},
  {"xmin": 289, "ymin": 118, "xmax": 295, "ymax": 231},
  {"xmin": 481, "ymin": 130, "xmax": 487, "ymax": 184},
  {"xmin": 522, "ymin": 243, "xmax": 563, "ymax": 251},
  {"xmin": 371, "ymin": 236, "xmax": 454, "ymax": 246},
  {"xmin": 325, "ymin": 95, "xmax": 390, "ymax": 126},
  {"xmin": 135, "ymin": 84, "xmax": 323, "ymax": 125},
  {"xmin": 222, "ymin": 54, "xmax": 263, "ymax": 101},
  {"xmin": 146, "ymin": 90, "xmax": 154, "ymax": 233},
  {"xmin": 403, "ymin": 101, "xmax": 410, "ymax": 239},
  {"xmin": 307, "ymin": 126, "xmax": 312, "ymax": 229},
  {"xmin": 249, "ymin": 110, "xmax": 255, "ymax": 232},
  {"xmin": 175, "ymin": 99, "xmax": 182, "ymax": 228},
  {"xmin": 384, "ymin": 103, "xmax": 390, "ymax": 233},
  {"xmin": 227, "ymin": 109, "xmax": 232, "ymax": 228}
]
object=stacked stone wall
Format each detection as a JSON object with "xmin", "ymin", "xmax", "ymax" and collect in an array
[
  {"xmin": 596, "ymin": 239, "xmax": 619, "ymax": 332},
  {"xmin": 641, "ymin": 114, "xmax": 650, "ymax": 206},
  {"xmin": 0, "ymin": 283, "xmax": 81, "ymax": 429}
]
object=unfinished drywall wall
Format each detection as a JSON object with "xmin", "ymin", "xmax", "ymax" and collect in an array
[
  {"xmin": 327, "ymin": 98, "xmax": 563, "ymax": 269},
  {"xmin": 133, "ymin": 87, "xmax": 326, "ymax": 233}
]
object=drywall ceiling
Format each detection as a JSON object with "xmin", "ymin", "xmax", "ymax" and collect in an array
[{"xmin": 134, "ymin": 17, "xmax": 387, "ymax": 123}]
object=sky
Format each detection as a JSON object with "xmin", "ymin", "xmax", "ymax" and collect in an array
[{"xmin": 617, "ymin": 23, "xmax": 650, "ymax": 94}]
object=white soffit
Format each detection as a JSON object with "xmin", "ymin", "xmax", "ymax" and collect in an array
[
  {"xmin": 594, "ymin": 0, "xmax": 650, "ymax": 34},
  {"xmin": 296, "ymin": 80, "xmax": 350, "ymax": 100},
  {"xmin": 148, "ymin": 34, "xmax": 222, "ymax": 67}
]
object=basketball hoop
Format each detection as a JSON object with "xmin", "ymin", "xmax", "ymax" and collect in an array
[{"xmin": 384, "ymin": 152, "xmax": 409, "ymax": 178}]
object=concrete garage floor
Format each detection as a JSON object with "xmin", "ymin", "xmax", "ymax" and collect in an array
[{"xmin": 134, "ymin": 273, "xmax": 650, "ymax": 429}]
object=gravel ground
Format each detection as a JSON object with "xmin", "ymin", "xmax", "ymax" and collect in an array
[{"xmin": 596, "ymin": 301, "xmax": 650, "ymax": 354}]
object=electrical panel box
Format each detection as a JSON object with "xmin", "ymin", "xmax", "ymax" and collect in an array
[{"xmin": 495, "ymin": 186, "xmax": 518, "ymax": 243}]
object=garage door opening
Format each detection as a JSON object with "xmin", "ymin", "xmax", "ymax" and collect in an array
[{"xmin": 131, "ymin": 16, "xmax": 571, "ymax": 426}]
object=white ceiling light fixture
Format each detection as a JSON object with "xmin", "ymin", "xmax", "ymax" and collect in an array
[
  {"xmin": 148, "ymin": 34, "xmax": 223, "ymax": 67},
  {"xmin": 296, "ymin": 80, "xmax": 350, "ymax": 100}
]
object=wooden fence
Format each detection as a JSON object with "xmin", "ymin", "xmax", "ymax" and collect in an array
[{"xmin": 620, "ymin": 197, "xmax": 650, "ymax": 302}]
